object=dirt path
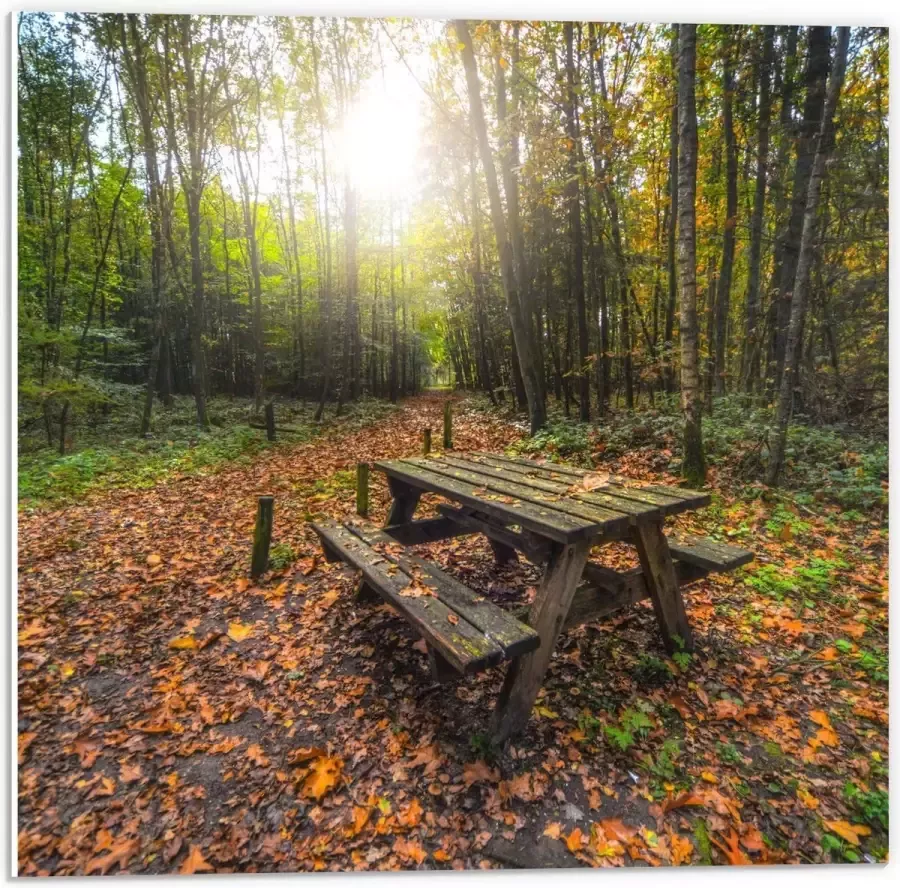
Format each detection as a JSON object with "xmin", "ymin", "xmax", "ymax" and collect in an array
[{"xmin": 17, "ymin": 394, "xmax": 888, "ymax": 873}]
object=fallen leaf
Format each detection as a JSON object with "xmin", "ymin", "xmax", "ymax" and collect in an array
[
  {"xmin": 85, "ymin": 838, "xmax": 140, "ymax": 875},
  {"xmin": 227, "ymin": 621, "xmax": 253, "ymax": 641},
  {"xmin": 823, "ymin": 820, "xmax": 871, "ymax": 846},
  {"xmin": 565, "ymin": 827, "xmax": 584, "ymax": 853},
  {"xmin": 168, "ymin": 635, "xmax": 198, "ymax": 650},
  {"xmin": 463, "ymin": 760, "xmax": 499, "ymax": 786},
  {"xmin": 146, "ymin": 553, "xmax": 162, "ymax": 566},
  {"xmin": 543, "ymin": 822, "xmax": 562, "ymax": 840},
  {"xmin": 179, "ymin": 845, "xmax": 214, "ymax": 874},
  {"xmin": 711, "ymin": 829, "xmax": 750, "ymax": 865},
  {"xmin": 301, "ymin": 756, "xmax": 343, "ymax": 800}
]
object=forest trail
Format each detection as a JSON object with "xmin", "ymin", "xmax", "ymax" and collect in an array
[{"xmin": 17, "ymin": 396, "xmax": 888, "ymax": 874}]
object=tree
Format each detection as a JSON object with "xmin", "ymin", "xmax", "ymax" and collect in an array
[
  {"xmin": 676, "ymin": 24, "xmax": 706, "ymax": 485},
  {"xmin": 768, "ymin": 28, "xmax": 850, "ymax": 485}
]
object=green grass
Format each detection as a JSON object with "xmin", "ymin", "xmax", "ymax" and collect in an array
[{"xmin": 18, "ymin": 387, "xmax": 398, "ymax": 510}]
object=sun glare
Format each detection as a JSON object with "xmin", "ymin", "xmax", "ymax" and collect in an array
[{"xmin": 334, "ymin": 67, "xmax": 423, "ymax": 200}]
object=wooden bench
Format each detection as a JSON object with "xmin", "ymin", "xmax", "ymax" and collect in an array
[
  {"xmin": 562, "ymin": 533, "xmax": 753, "ymax": 632},
  {"xmin": 310, "ymin": 520, "xmax": 540, "ymax": 681}
]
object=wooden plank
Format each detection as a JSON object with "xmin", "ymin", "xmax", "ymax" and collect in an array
[
  {"xmin": 491, "ymin": 539, "xmax": 592, "ymax": 742},
  {"xmin": 473, "ymin": 452, "xmax": 710, "ymax": 514},
  {"xmin": 563, "ymin": 561, "xmax": 709, "ymax": 631},
  {"xmin": 310, "ymin": 521, "xmax": 502, "ymax": 673},
  {"xmin": 437, "ymin": 505, "xmax": 553, "ymax": 565},
  {"xmin": 447, "ymin": 454, "xmax": 660, "ymax": 522},
  {"xmin": 668, "ymin": 534, "xmax": 753, "ymax": 572},
  {"xmin": 382, "ymin": 516, "xmax": 472, "ymax": 546},
  {"xmin": 631, "ymin": 521, "xmax": 694, "ymax": 653},
  {"xmin": 406, "ymin": 457, "xmax": 629, "ymax": 539},
  {"xmin": 375, "ymin": 459, "xmax": 592, "ymax": 543},
  {"xmin": 344, "ymin": 522, "xmax": 540, "ymax": 659}
]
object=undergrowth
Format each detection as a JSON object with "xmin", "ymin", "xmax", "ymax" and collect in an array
[{"xmin": 18, "ymin": 386, "xmax": 398, "ymax": 509}]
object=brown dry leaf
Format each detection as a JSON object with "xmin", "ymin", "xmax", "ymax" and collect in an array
[
  {"xmin": 823, "ymin": 820, "xmax": 871, "ymax": 846},
  {"xmin": 179, "ymin": 845, "xmax": 214, "ymax": 874},
  {"xmin": 246, "ymin": 743, "xmax": 270, "ymax": 768},
  {"xmin": 463, "ymin": 760, "xmax": 499, "ymax": 786},
  {"xmin": 119, "ymin": 762, "xmax": 142, "ymax": 784},
  {"xmin": 581, "ymin": 471, "xmax": 610, "ymax": 490},
  {"xmin": 288, "ymin": 745, "xmax": 326, "ymax": 764},
  {"xmin": 146, "ymin": 553, "xmax": 162, "ymax": 567},
  {"xmin": 661, "ymin": 791, "xmax": 706, "ymax": 814},
  {"xmin": 599, "ymin": 818, "xmax": 639, "ymax": 844},
  {"xmin": 349, "ymin": 806, "xmax": 370, "ymax": 836},
  {"xmin": 85, "ymin": 837, "xmax": 140, "ymax": 875},
  {"xmin": 400, "ymin": 797, "xmax": 424, "ymax": 828},
  {"xmin": 447, "ymin": 612, "xmax": 459, "ymax": 625},
  {"xmin": 18, "ymin": 732, "xmax": 37, "ymax": 764},
  {"xmin": 542, "ymin": 822, "xmax": 562, "ymax": 840},
  {"xmin": 301, "ymin": 756, "xmax": 343, "ymax": 800}
]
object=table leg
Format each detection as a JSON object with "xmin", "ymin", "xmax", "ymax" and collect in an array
[
  {"xmin": 631, "ymin": 520, "xmax": 694, "ymax": 654},
  {"xmin": 491, "ymin": 539, "xmax": 591, "ymax": 743},
  {"xmin": 385, "ymin": 477, "xmax": 422, "ymax": 527},
  {"xmin": 488, "ymin": 539, "xmax": 519, "ymax": 566}
]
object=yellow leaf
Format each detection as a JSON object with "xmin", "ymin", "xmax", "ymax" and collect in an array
[
  {"xmin": 146, "ymin": 553, "xmax": 162, "ymax": 566},
  {"xmin": 809, "ymin": 710, "xmax": 832, "ymax": 729},
  {"xmin": 823, "ymin": 820, "xmax": 871, "ymax": 846},
  {"xmin": 168, "ymin": 635, "xmax": 198, "ymax": 650},
  {"xmin": 227, "ymin": 621, "xmax": 253, "ymax": 641},
  {"xmin": 543, "ymin": 822, "xmax": 562, "ymax": 840},
  {"xmin": 797, "ymin": 787, "xmax": 819, "ymax": 810},
  {"xmin": 700, "ymin": 771, "xmax": 718, "ymax": 784},
  {"xmin": 533, "ymin": 705, "xmax": 558, "ymax": 719},
  {"xmin": 498, "ymin": 56, "xmax": 509, "ymax": 69}
]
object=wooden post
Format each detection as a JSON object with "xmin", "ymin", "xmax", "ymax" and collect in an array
[
  {"xmin": 356, "ymin": 462, "xmax": 369, "ymax": 517},
  {"xmin": 264, "ymin": 402, "xmax": 276, "ymax": 441},
  {"xmin": 443, "ymin": 401, "xmax": 453, "ymax": 450},
  {"xmin": 251, "ymin": 496, "xmax": 274, "ymax": 578},
  {"xmin": 423, "ymin": 427, "xmax": 432, "ymax": 456}
]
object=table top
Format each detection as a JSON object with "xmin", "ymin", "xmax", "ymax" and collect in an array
[{"xmin": 374, "ymin": 452, "xmax": 710, "ymax": 545}]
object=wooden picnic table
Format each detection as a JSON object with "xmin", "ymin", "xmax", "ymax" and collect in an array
[{"xmin": 372, "ymin": 451, "xmax": 721, "ymax": 741}]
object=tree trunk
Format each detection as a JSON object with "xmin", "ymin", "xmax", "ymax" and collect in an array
[
  {"xmin": 740, "ymin": 26, "xmax": 775, "ymax": 392},
  {"xmin": 664, "ymin": 26, "xmax": 679, "ymax": 394},
  {"xmin": 767, "ymin": 28, "xmax": 848, "ymax": 485},
  {"xmin": 456, "ymin": 20, "xmax": 546, "ymax": 434},
  {"xmin": 676, "ymin": 24, "xmax": 706, "ymax": 485}
]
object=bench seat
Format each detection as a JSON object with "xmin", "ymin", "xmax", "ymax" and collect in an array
[
  {"xmin": 667, "ymin": 534, "xmax": 754, "ymax": 573},
  {"xmin": 310, "ymin": 519, "xmax": 539, "ymax": 678}
]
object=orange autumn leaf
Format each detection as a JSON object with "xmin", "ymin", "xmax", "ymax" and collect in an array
[
  {"xmin": 823, "ymin": 820, "xmax": 871, "ymax": 846},
  {"xmin": 599, "ymin": 818, "xmax": 639, "ymax": 844},
  {"xmin": 85, "ymin": 838, "xmax": 141, "ymax": 875},
  {"xmin": 179, "ymin": 845, "xmax": 214, "ymax": 874},
  {"xmin": 670, "ymin": 832, "xmax": 694, "ymax": 865},
  {"xmin": 661, "ymin": 791, "xmax": 706, "ymax": 814},
  {"xmin": 542, "ymin": 822, "xmax": 562, "ymax": 840},
  {"xmin": 227, "ymin": 621, "xmax": 253, "ymax": 641},
  {"xmin": 301, "ymin": 755, "xmax": 343, "ymax": 800},
  {"xmin": 146, "ymin": 553, "xmax": 162, "ymax": 567},
  {"xmin": 809, "ymin": 710, "xmax": 833, "ymax": 729},
  {"xmin": 168, "ymin": 634, "xmax": 198, "ymax": 650},
  {"xmin": 565, "ymin": 827, "xmax": 584, "ymax": 853},
  {"xmin": 711, "ymin": 829, "xmax": 751, "ymax": 865},
  {"xmin": 463, "ymin": 760, "xmax": 500, "ymax": 786}
]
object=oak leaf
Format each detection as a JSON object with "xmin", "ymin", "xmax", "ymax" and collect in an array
[
  {"xmin": 711, "ymin": 829, "xmax": 750, "ymax": 865},
  {"xmin": 85, "ymin": 837, "xmax": 140, "ymax": 875},
  {"xmin": 179, "ymin": 845, "xmax": 214, "ymax": 874},
  {"xmin": 301, "ymin": 755, "xmax": 343, "ymax": 800}
]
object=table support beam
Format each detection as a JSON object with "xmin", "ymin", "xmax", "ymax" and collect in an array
[
  {"xmin": 631, "ymin": 521, "xmax": 694, "ymax": 653},
  {"xmin": 385, "ymin": 477, "xmax": 422, "ymax": 527},
  {"xmin": 491, "ymin": 539, "xmax": 591, "ymax": 743}
]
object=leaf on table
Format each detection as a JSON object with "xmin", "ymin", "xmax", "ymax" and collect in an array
[
  {"xmin": 581, "ymin": 471, "xmax": 610, "ymax": 491},
  {"xmin": 447, "ymin": 613, "xmax": 459, "ymax": 625}
]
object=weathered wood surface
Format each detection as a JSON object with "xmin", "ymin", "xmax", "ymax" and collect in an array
[
  {"xmin": 437, "ymin": 505, "xmax": 552, "ymax": 565},
  {"xmin": 492, "ymin": 540, "xmax": 592, "ymax": 742},
  {"xmin": 404, "ymin": 456, "xmax": 631, "ymax": 540},
  {"xmin": 471, "ymin": 452, "xmax": 710, "ymax": 515},
  {"xmin": 631, "ymin": 521, "xmax": 694, "ymax": 653},
  {"xmin": 356, "ymin": 462, "xmax": 369, "ymax": 518},
  {"xmin": 250, "ymin": 495, "xmax": 274, "ymax": 578},
  {"xmin": 439, "ymin": 454, "xmax": 659, "ymax": 522},
  {"xmin": 345, "ymin": 522, "xmax": 540, "ymax": 659},
  {"xmin": 668, "ymin": 534, "xmax": 753, "ymax": 572},
  {"xmin": 385, "ymin": 476, "xmax": 422, "ymax": 527},
  {"xmin": 310, "ymin": 521, "xmax": 502, "ymax": 674},
  {"xmin": 375, "ymin": 458, "xmax": 593, "ymax": 543},
  {"xmin": 382, "ymin": 515, "xmax": 472, "ymax": 546}
]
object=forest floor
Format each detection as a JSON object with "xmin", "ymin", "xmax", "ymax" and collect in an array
[{"xmin": 17, "ymin": 393, "xmax": 888, "ymax": 874}]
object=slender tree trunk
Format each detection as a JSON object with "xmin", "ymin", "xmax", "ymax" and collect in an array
[
  {"xmin": 768, "ymin": 28, "xmax": 848, "ymax": 485},
  {"xmin": 456, "ymin": 20, "xmax": 546, "ymax": 434},
  {"xmin": 676, "ymin": 25, "xmax": 706, "ymax": 484},
  {"xmin": 714, "ymin": 30, "xmax": 738, "ymax": 397},
  {"xmin": 741, "ymin": 26, "xmax": 775, "ymax": 392}
]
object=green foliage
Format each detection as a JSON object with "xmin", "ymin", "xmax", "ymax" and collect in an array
[
  {"xmin": 510, "ymin": 418, "xmax": 591, "ymax": 459},
  {"xmin": 630, "ymin": 654, "xmax": 672, "ymax": 687},
  {"xmin": 843, "ymin": 783, "xmax": 888, "ymax": 832},
  {"xmin": 268, "ymin": 542, "xmax": 296, "ymax": 571},
  {"xmin": 603, "ymin": 705, "xmax": 653, "ymax": 752}
]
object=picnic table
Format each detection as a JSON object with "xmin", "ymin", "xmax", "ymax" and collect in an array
[{"xmin": 311, "ymin": 451, "xmax": 751, "ymax": 742}]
